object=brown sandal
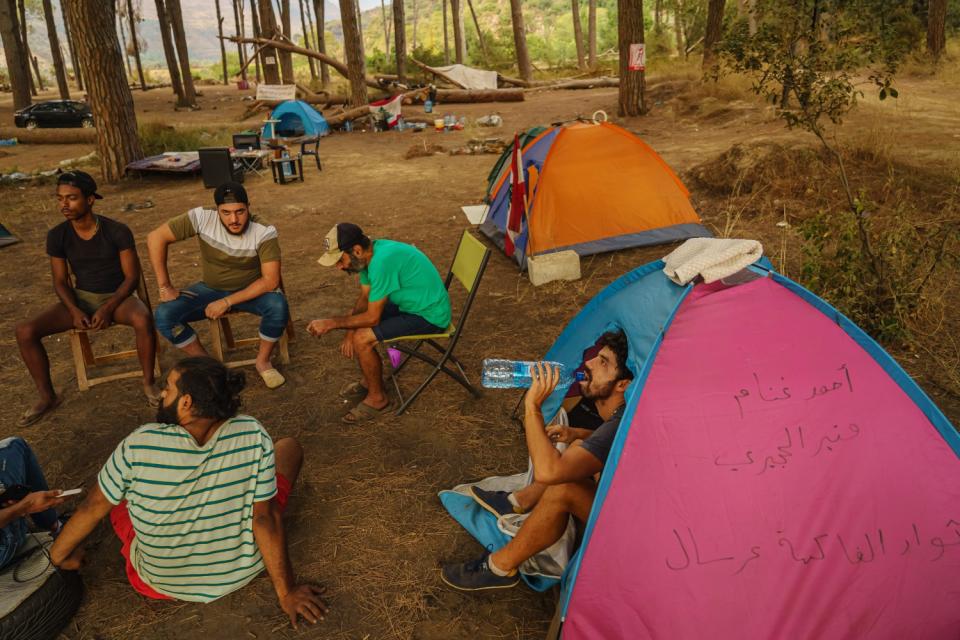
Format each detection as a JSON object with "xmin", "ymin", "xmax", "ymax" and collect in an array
[
  {"xmin": 341, "ymin": 398, "xmax": 396, "ymax": 425},
  {"xmin": 17, "ymin": 396, "xmax": 63, "ymax": 427}
]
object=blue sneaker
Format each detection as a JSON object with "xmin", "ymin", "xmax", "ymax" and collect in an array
[
  {"xmin": 441, "ymin": 553, "xmax": 520, "ymax": 591},
  {"xmin": 470, "ymin": 486, "xmax": 519, "ymax": 518}
]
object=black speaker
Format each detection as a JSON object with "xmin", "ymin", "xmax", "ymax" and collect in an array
[{"xmin": 198, "ymin": 147, "xmax": 242, "ymax": 189}]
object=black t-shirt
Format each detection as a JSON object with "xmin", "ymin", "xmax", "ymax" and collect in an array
[
  {"xmin": 46, "ymin": 215, "xmax": 135, "ymax": 293},
  {"xmin": 580, "ymin": 404, "xmax": 626, "ymax": 465},
  {"xmin": 567, "ymin": 397, "xmax": 604, "ymax": 430}
]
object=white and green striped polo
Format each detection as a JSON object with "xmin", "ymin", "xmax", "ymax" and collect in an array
[{"xmin": 98, "ymin": 415, "xmax": 277, "ymax": 603}]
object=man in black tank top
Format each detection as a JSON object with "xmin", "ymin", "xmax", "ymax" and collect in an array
[{"xmin": 14, "ymin": 171, "xmax": 160, "ymax": 426}]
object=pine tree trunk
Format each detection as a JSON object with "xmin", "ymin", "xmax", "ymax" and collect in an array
[
  {"xmin": 18, "ymin": 0, "xmax": 38, "ymax": 94},
  {"xmin": 249, "ymin": 0, "xmax": 262, "ymax": 82},
  {"xmin": 736, "ymin": 0, "xmax": 756, "ymax": 35},
  {"xmin": 65, "ymin": 0, "xmax": 143, "ymax": 182},
  {"xmin": 509, "ymin": 0, "xmax": 532, "ymax": 82},
  {"xmin": 215, "ymin": 0, "xmax": 229, "ymax": 83},
  {"xmin": 466, "ymin": 0, "xmax": 487, "ymax": 64},
  {"xmin": 339, "ymin": 0, "xmax": 368, "ymax": 107},
  {"xmin": 393, "ymin": 0, "xmax": 406, "ymax": 81},
  {"xmin": 0, "ymin": 0, "xmax": 31, "ymax": 109},
  {"xmin": 43, "ymin": 0, "xmax": 70, "ymax": 99},
  {"xmin": 126, "ymin": 0, "xmax": 147, "ymax": 89},
  {"xmin": 154, "ymin": 0, "xmax": 186, "ymax": 105},
  {"xmin": 411, "ymin": 0, "xmax": 417, "ymax": 50},
  {"xmin": 450, "ymin": 0, "xmax": 464, "ymax": 63},
  {"xmin": 654, "ymin": 0, "xmax": 661, "ymax": 32},
  {"xmin": 927, "ymin": 0, "xmax": 946, "ymax": 59},
  {"xmin": 256, "ymin": 0, "xmax": 283, "ymax": 83},
  {"xmin": 702, "ymin": 0, "xmax": 725, "ymax": 69},
  {"xmin": 60, "ymin": 0, "xmax": 83, "ymax": 90},
  {"xmin": 312, "ymin": 0, "xmax": 329, "ymax": 85},
  {"xmin": 571, "ymin": 0, "xmax": 586, "ymax": 70},
  {"xmin": 674, "ymin": 4, "xmax": 684, "ymax": 57},
  {"xmin": 380, "ymin": 0, "xmax": 390, "ymax": 56},
  {"xmin": 166, "ymin": 0, "xmax": 197, "ymax": 104},
  {"xmin": 233, "ymin": 0, "xmax": 248, "ymax": 83},
  {"xmin": 618, "ymin": 0, "xmax": 646, "ymax": 116},
  {"xmin": 116, "ymin": 3, "xmax": 131, "ymax": 80},
  {"xmin": 300, "ymin": 0, "xmax": 317, "ymax": 79},
  {"xmin": 587, "ymin": 0, "xmax": 597, "ymax": 69},
  {"xmin": 442, "ymin": 0, "xmax": 450, "ymax": 63},
  {"xmin": 278, "ymin": 0, "xmax": 295, "ymax": 82}
]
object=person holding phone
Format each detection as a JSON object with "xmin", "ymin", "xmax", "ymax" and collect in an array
[
  {"xmin": 0, "ymin": 437, "xmax": 74, "ymax": 569},
  {"xmin": 14, "ymin": 171, "xmax": 160, "ymax": 426}
]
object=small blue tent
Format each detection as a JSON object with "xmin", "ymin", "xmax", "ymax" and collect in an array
[{"xmin": 262, "ymin": 100, "xmax": 329, "ymax": 139}]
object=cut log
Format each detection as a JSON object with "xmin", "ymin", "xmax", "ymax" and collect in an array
[
  {"xmin": 408, "ymin": 57, "xmax": 466, "ymax": 88},
  {"xmin": 432, "ymin": 88, "xmax": 524, "ymax": 102},
  {"xmin": 524, "ymin": 77, "xmax": 619, "ymax": 92}
]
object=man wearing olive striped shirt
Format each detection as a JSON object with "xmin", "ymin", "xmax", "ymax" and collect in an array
[{"xmin": 50, "ymin": 357, "xmax": 327, "ymax": 630}]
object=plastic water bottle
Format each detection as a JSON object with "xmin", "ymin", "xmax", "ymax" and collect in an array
[
  {"xmin": 424, "ymin": 99, "xmax": 433, "ymax": 113},
  {"xmin": 481, "ymin": 359, "xmax": 585, "ymax": 389}
]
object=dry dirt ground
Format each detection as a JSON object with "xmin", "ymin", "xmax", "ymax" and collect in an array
[{"xmin": 0, "ymin": 71, "xmax": 957, "ymax": 640}]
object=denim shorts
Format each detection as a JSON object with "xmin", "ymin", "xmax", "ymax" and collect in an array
[{"xmin": 373, "ymin": 303, "xmax": 447, "ymax": 341}]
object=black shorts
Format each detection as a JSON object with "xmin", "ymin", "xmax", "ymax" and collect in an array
[{"xmin": 373, "ymin": 303, "xmax": 447, "ymax": 341}]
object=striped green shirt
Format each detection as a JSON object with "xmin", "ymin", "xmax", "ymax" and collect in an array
[{"xmin": 98, "ymin": 415, "xmax": 277, "ymax": 603}]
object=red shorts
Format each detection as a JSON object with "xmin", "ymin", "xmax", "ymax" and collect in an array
[{"xmin": 110, "ymin": 473, "xmax": 292, "ymax": 600}]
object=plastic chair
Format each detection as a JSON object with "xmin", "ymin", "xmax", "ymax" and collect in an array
[
  {"xmin": 382, "ymin": 230, "xmax": 491, "ymax": 415},
  {"xmin": 68, "ymin": 269, "xmax": 162, "ymax": 391},
  {"xmin": 299, "ymin": 137, "xmax": 321, "ymax": 170}
]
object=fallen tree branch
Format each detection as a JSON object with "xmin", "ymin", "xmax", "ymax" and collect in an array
[
  {"xmin": 523, "ymin": 77, "xmax": 620, "ymax": 92},
  {"xmin": 408, "ymin": 57, "xmax": 467, "ymax": 89}
]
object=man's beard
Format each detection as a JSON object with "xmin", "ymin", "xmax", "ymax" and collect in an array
[
  {"xmin": 580, "ymin": 376, "xmax": 616, "ymax": 401},
  {"xmin": 220, "ymin": 218, "xmax": 250, "ymax": 236},
  {"xmin": 343, "ymin": 253, "xmax": 366, "ymax": 273},
  {"xmin": 156, "ymin": 394, "xmax": 181, "ymax": 425}
]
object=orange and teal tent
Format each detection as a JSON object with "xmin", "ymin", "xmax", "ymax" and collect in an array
[{"xmin": 480, "ymin": 122, "xmax": 710, "ymax": 265}]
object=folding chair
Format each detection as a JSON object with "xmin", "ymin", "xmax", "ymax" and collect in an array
[
  {"xmin": 383, "ymin": 230, "xmax": 491, "ymax": 415},
  {"xmin": 207, "ymin": 286, "xmax": 294, "ymax": 368},
  {"xmin": 69, "ymin": 269, "xmax": 162, "ymax": 391}
]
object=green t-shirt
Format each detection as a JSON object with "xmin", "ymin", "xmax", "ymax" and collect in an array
[{"xmin": 359, "ymin": 239, "xmax": 451, "ymax": 329}]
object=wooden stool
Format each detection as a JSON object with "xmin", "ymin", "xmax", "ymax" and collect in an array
[
  {"xmin": 208, "ymin": 312, "xmax": 294, "ymax": 368},
  {"xmin": 69, "ymin": 270, "xmax": 162, "ymax": 391},
  {"xmin": 270, "ymin": 154, "xmax": 304, "ymax": 185}
]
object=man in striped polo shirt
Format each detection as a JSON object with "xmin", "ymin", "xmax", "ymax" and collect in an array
[
  {"xmin": 147, "ymin": 182, "xmax": 289, "ymax": 389},
  {"xmin": 50, "ymin": 357, "xmax": 327, "ymax": 629}
]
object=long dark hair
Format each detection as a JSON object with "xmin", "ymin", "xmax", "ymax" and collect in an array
[{"xmin": 172, "ymin": 357, "xmax": 246, "ymax": 420}]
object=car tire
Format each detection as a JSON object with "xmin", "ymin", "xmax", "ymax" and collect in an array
[
  {"xmin": 0, "ymin": 568, "xmax": 83, "ymax": 640},
  {"xmin": 80, "ymin": 118, "xmax": 94, "ymax": 129},
  {"xmin": 24, "ymin": 119, "xmax": 37, "ymax": 130}
]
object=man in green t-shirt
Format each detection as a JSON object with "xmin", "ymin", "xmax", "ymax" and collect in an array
[{"xmin": 308, "ymin": 223, "xmax": 451, "ymax": 424}]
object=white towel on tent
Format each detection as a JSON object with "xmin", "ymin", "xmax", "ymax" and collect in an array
[{"xmin": 662, "ymin": 238, "xmax": 764, "ymax": 285}]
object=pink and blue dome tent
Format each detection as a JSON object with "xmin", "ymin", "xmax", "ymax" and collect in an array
[{"xmin": 443, "ymin": 256, "xmax": 960, "ymax": 638}]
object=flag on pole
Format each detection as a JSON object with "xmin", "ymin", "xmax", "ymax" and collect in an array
[{"xmin": 504, "ymin": 133, "xmax": 527, "ymax": 258}]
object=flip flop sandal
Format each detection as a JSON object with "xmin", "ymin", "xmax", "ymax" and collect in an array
[
  {"xmin": 17, "ymin": 396, "xmax": 63, "ymax": 427},
  {"xmin": 338, "ymin": 381, "xmax": 368, "ymax": 399},
  {"xmin": 259, "ymin": 368, "xmax": 286, "ymax": 390},
  {"xmin": 341, "ymin": 398, "xmax": 396, "ymax": 425}
]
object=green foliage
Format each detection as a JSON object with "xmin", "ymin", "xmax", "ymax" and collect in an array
[
  {"xmin": 715, "ymin": 0, "xmax": 953, "ymax": 344},
  {"xmin": 798, "ymin": 197, "xmax": 960, "ymax": 343},
  {"xmin": 139, "ymin": 123, "xmax": 231, "ymax": 157}
]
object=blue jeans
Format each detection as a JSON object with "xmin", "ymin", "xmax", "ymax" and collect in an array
[
  {"xmin": 154, "ymin": 282, "xmax": 290, "ymax": 348},
  {"xmin": 0, "ymin": 438, "xmax": 57, "ymax": 569}
]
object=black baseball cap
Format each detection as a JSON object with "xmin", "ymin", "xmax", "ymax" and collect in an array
[
  {"xmin": 318, "ymin": 222, "xmax": 366, "ymax": 266},
  {"xmin": 58, "ymin": 170, "xmax": 102, "ymax": 199},
  {"xmin": 214, "ymin": 182, "xmax": 249, "ymax": 205}
]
